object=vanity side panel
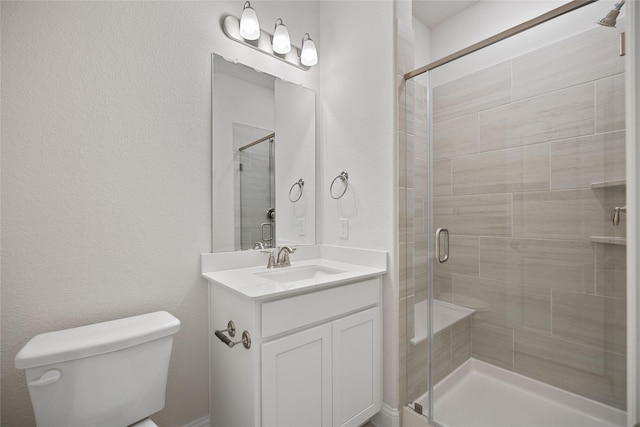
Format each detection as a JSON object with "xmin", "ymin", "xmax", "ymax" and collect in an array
[{"xmin": 209, "ymin": 284, "xmax": 260, "ymax": 427}]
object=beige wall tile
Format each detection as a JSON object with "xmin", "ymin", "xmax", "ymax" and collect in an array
[
  {"xmin": 414, "ymin": 233, "xmax": 428, "ymax": 282},
  {"xmin": 452, "ymin": 143, "xmax": 549, "ymax": 195},
  {"xmin": 433, "ymin": 328, "xmax": 452, "ymax": 384},
  {"xmin": 604, "ymin": 296, "xmax": 627, "ymax": 356},
  {"xmin": 596, "ymin": 73, "xmax": 625, "ymax": 133},
  {"xmin": 552, "ymin": 290, "xmax": 625, "ymax": 354},
  {"xmin": 434, "ymin": 159, "xmax": 452, "ymax": 197},
  {"xmin": 433, "ymin": 113, "xmax": 478, "ymax": 160},
  {"xmin": 471, "ymin": 320, "xmax": 514, "ymax": 370},
  {"xmin": 399, "ymin": 296, "xmax": 409, "ymax": 406},
  {"xmin": 434, "ymin": 194, "xmax": 512, "ymax": 237},
  {"xmin": 400, "ymin": 80, "xmax": 414, "ymax": 135},
  {"xmin": 399, "ymin": 187, "xmax": 414, "ymax": 244},
  {"xmin": 592, "ymin": 185, "xmax": 627, "ymax": 239},
  {"xmin": 595, "ymin": 243, "xmax": 626, "ymax": 298},
  {"xmin": 434, "ymin": 236, "xmax": 479, "ymax": 277},
  {"xmin": 550, "ymin": 131, "xmax": 626, "ymax": 190},
  {"xmin": 433, "ymin": 61, "xmax": 511, "ymax": 123},
  {"xmin": 514, "ymin": 330, "xmax": 626, "ymax": 409},
  {"xmin": 453, "ymin": 276, "xmax": 552, "ymax": 336},
  {"xmin": 414, "ymin": 82, "xmax": 428, "ymax": 141},
  {"xmin": 433, "ymin": 272, "xmax": 453, "ymax": 302},
  {"xmin": 407, "ymin": 336, "xmax": 428, "ymax": 402},
  {"xmin": 513, "ymin": 189, "xmax": 604, "ymax": 240},
  {"xmin": 453, "ymin": 274, "xmax": 507, "ymax": 326},
  {"xmin": 451, "ymin": 317, "xmax": 471, "ymax": 370},
  {"xmin": 399, "ymin": 242, "xmax": 414, "ymax": 300},
  {"xmin": 480, "ymin": 84, "xmax": 595, "ymax": 152},
  {"xmin": 414, "ymin": 197, "xmax": 426, "ymax": 236},
  {"xmin": 512, "ymin": 26, "xmax": 624, "ymax": 101},
  {"xmin": 480, "ymin": 237, "xmax": 595, "ymax": 292},
  {"xmin": 415, "ymin": 157, "xmax": 428, "ymax": 199},
  {"xmin": 399, "ymin": 131, "xmax": 413, "ymax": 189},
  {"xmin": 506, "ymin": 284, "xmax": 551, "ymax": 335}
]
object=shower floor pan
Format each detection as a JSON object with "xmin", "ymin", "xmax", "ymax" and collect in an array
[{"xmin": 411, "ymin": 358, "xmax": 625, "ymax": 427}]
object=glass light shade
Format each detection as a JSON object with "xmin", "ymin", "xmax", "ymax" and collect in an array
[
  {"xmin": 239, "ymin": 3, "xmax": 260, "ymax": 40},
  {"xmin": 300, "ymin": 37, "xmax": 318, "ymax": 66},
  {"xmin": 272, "ymin": 23, "xmax": 291, "ymax": 54}
]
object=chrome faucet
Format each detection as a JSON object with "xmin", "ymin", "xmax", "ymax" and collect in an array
[
  {"xmin": 263, "ymin": 246, "xmax": 296, "ymax": 269},
  {"xmin": 276, "ymin": 246, "xmax": 296, "ymax": 267}
]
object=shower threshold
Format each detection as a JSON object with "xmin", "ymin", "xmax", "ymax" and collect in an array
[{"xmin": 410, "ymin": 358, "xmax": 625, "ymax": 427}]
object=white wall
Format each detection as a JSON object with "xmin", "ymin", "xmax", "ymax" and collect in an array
[
  {"xmin": 318, "ymin": 0, "xmax": 397, "ymax": 411},
  {"xmin": 1, "ymin": 1, "xmax": 319, "ymax": 425}
]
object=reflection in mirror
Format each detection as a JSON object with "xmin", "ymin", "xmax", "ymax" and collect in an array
[
  {"xmin": 212, "ymin": 54, "xmax": 315, "ymax": 252},
  {"xmin": 235, "ymin": 124, "xmax": 275, "ymax": 250}
]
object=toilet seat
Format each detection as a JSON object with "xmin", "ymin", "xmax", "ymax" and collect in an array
[{"xmin": 129, "ymin": 418, "xmax": 158, "ymax": 427}]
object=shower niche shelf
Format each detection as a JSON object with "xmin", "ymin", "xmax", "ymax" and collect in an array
[
  {"xmin": 590, "ymin": 236, "xmax": 626, "ymax": 245},
  {"xmin": 590, "ymin": 180, "xmax": 626, "ymax": 189}
]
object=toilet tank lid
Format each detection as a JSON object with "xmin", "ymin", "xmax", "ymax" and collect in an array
[{"xmin": 15, "ymin": 311, "xmax": 180, "ymax": 370}]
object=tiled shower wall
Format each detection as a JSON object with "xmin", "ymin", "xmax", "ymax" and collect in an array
[{"xmin": 399, "ymin": 23, "xmax": 627, "ymax": 410}]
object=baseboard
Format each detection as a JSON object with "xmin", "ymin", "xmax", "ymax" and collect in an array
[
  {"xmin": 180, "ymin": 416, "xmax": 210, "ymax": 427},
  {"xmin": 370, "ymin": 404, "xmax": 401, "ymax": 427}
]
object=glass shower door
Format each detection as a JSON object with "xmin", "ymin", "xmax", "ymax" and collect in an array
[{"xmin": 404, "ymin": 3, "xmax": 627, "ymax": 426}]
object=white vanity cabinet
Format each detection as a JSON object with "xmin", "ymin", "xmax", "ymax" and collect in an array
[{"xmin": 208, "ymin": 277, "xmax": 382, "ymax": 427}]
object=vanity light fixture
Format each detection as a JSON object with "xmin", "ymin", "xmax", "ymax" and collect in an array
[
  {"xmin": 272, "ymin": 19, "xmax": 291, "ymax": 54},
  {"xmin": 300, "ymin": 33, "xmax": 318, "ymax": 67},
  {"xmin": 239, "ymin": 1, "xmax": 260, "ymax": 40},
  {"xmin": 221, "ymin": 2, "xmax": 318, "ymax": 71}
]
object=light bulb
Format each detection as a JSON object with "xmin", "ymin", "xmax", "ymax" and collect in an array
[
  {"xmin": 272, "ymin": 19, "xmax": 291, "ymax": 54},
  {"xmin": 239, "ymin": 1, "xmax": 260, "ymax": 41},
  {"xmin": 300, "ymin": 34, "xmax": 318, "ymax": 66}
]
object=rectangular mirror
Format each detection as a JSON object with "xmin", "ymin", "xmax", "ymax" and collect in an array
[{"xmin": 212, "ymin": 54, "xmax": 316, "ymax": 252}]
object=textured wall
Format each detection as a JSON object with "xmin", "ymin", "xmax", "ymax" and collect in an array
[{"xmin": 318, "ymin": 0, "xmax": 397, "ymax": 410}]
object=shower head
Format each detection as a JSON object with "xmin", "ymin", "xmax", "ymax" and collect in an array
[{"xmin": 597, "ymin": 0, "xmax": 625, "ymax": 27}]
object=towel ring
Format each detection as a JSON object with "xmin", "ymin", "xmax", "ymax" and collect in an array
[
  {"xmin": 288, "ymin": 179, "xmax": 304, "ymax": 203},
  {"xmin": 330, "ymin": 171, "xmax": 349, "ymax": 199}
]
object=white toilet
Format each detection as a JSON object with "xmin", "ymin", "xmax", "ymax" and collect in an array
[{"xmin": 15, "ymin": 311, "xmax": 180, "ymax": 427}]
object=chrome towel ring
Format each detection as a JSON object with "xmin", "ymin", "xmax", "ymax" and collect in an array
[
  {"xmin": 288, "ymin": 179, "xmax": 304, "ymax": 203},
  {"xmin": 330, "ymin": 171, "xmax": 349, "ymax": 199}
]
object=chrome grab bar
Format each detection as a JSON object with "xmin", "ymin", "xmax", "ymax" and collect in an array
[{"xmin": 435, "ymin": 228, "xmax": 449, "ymax": 263}]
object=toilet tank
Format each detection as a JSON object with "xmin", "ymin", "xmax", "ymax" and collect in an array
[{"xmin": 15, "ymin": 311, "xmax": 180, "ymax": 427}]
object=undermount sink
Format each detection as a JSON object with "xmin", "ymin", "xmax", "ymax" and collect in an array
[{"xmin": 256, "ymin": 265, "xmax": 345, "ymax": 283}]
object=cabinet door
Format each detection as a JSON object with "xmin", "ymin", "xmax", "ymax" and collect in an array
[
  {"xmin": 332, "ymin": 307, "xmax": 381, "ymax": 427},
  {"xmin": 262, "ymin": 323, "xmax": 332, "ymax": 427}
]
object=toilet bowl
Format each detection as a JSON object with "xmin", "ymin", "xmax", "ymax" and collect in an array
[{"xmin": 15, "ymin": 311, "xmax": 180, "ymax": 427}]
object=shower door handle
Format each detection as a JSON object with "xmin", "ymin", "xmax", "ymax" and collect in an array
[
  {"xmin": 261, "ymin": 223, "xmax": 273, "ymax": 242},
  {"xmin": 435, "ymin": 228, "xmax": 449, "ymax": 263}
]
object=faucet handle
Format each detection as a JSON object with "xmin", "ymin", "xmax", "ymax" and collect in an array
[{"xmin": 261, "ymin": 250, "xmax": 277, "ymax": 269}]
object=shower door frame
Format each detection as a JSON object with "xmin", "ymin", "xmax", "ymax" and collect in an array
[{"xmin": 402, "ymin": 0, "xmax": 639, "ymax": 425}]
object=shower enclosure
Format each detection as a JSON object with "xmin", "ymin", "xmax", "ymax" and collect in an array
[{"xmin": 401, "ymin": 2, "xmax": 628, "ymax": 426}]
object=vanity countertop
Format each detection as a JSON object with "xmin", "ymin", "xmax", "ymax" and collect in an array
[{"xmin": 201, "ymin": 245, "xmax": 387, "ymax": 300}]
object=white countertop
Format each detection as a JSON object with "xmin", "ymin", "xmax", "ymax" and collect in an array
[{"xmin": 201, "ymin": 245, "xmax": 387, "ymax": 300}]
